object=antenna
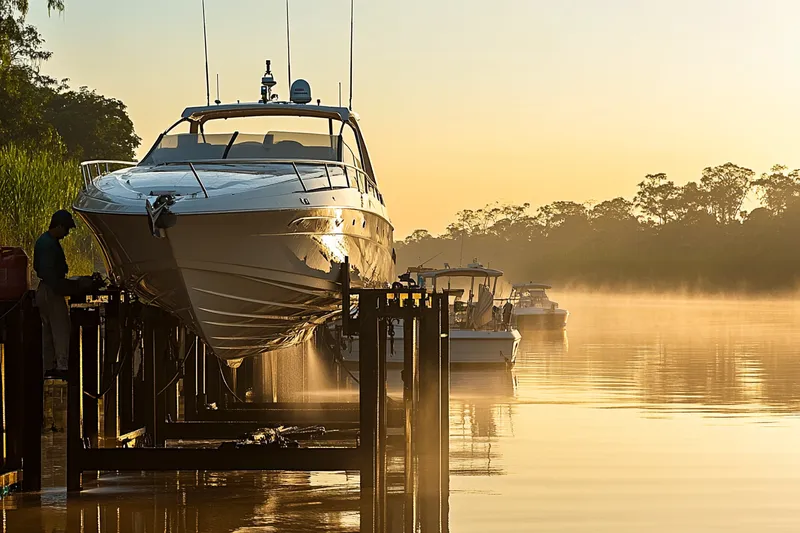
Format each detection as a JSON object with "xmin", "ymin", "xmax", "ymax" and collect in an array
[
  {"xmin": 419, "ymin": 251, "xmax": 443, "ymax": 268},
  {"xmin": 285, "ymin": 0, "xmax": 292, "ymax": 87},
  {"xmin": 348, "ymin": 0, "xmax": 354, "ymax": 110},
  {"xmin": 202, "ymin": 0, "xmax": 211, "ymax": 106},
  {"xmin": 338, "ymin": 82, "xmax": 342, "ymax": 107},
  {"xmin": 215, "ymin": 73, "xmax": 221, "ymax": 105}
]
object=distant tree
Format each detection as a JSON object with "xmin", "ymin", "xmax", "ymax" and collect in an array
[
  {"xmin": 699, "ymin": 163, "xmax": 754, "ymax": 224},
  {"xmin": 499, "ymin": 203, "xmax": 530, "ymax": 223},
  {"xmin": 473, "ymin": 203, "xmax": 503, "ymax": 234},
  {"xmin": 445, "ymin": 203, "xmax": 521, "ymax": 238},
  {"xmin": 397, "ymin": 162, "xmax": 800, "ymax": 292},
  {"xmin": 673, "ymin": 181, "xmax": 712, "ymax": 224},
  {"xmin": 404, "ymin": 229, "xmax": 432, "ymax": 244},
  {"xmin": 591, "ymin": 197, "xmax": 636, "ymax": 222},
  {"xmin": 485, "ymin": 203, "xmax": 536, "ymax": 241},
  {"xmin": 443, "ymin": 209, "xmax": 477, "ymax": 239},
  {"xmin": 634, "ymin": 173, "xmax": 681, "ymax": 224},
  {"xmin": 535, "ymin": 201, "xmax": 588, "ymax": 233},
  {"xmin": 752, "ymin": 165, "xmax": 800, "ymax": 216}
]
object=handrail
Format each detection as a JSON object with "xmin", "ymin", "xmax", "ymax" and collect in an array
[
  {"xmin": 79, "ymin": 160, "xmax": 138, "ymax": 189},
  {"xmin": 80, "ymin": 158, "xmax": 383, "ymax": 204},
  {"xmin": 157, "ymin": 158, "xmax": 367, "ymax": 177},
  {"xmin": 155, "ymin": 159, "xmax": 377, "ymax": 198},
  {"xmin": 81, "ymin": 159, "xmax": 139, "ymax": 166},
  {"xmin": 291, "ymin": 162, "xmax": 306, "ymax": 192},
  {"xmin": 187, "ymin": 163, "xmax": 209, "ymax": 198}
]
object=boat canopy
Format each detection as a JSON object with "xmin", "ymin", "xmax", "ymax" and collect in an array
[
  {"xmin": 421, "ymin": 267, "xmax": 504, "ymax": 279},
  {"xmin": 512, "ymin": 283, "xmax": 552, "ymax": 290},
  {"xmin": 181, "ymin": 102, "xmax": 354, "ymax": 124}
]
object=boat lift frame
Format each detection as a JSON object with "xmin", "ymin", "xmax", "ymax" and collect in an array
[{"xmin": 0, "ymin": 257, "xmax": 451, "ymax": 533}]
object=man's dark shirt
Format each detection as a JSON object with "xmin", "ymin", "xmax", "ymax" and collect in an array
[{"xmin": 33, "ymin": 231, "xmax": 68, "ymax": 292}]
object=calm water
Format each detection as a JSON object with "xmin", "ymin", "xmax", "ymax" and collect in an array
[{"xmin": 5, "ymin": 293, "xmax": 800, "ymax": 532}]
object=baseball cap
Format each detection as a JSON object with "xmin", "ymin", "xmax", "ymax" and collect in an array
[{"xmin": 50, "ymin": 209, "xmax": 76, "ymax": 229}]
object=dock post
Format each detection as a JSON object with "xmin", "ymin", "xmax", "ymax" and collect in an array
[
  {"xmin": 162, "ymin": 324, "xmax": 181, "ymax": 425},
  {"xmin": 118, "ymin": 300, "xmax": 135, "ymax": 436},
  {"xmin": 0, "ymin": 312, "xmax": 11, "ymax": 478},
  {"xmin": 21, "ymin": 294, "xmax": 42, "ymax": 491},
  {"xmin": 0, "ymin": 322, "xmax": 6, "ymax": 477},
  {"xmin": 81, "ymin": 309, "xmax": 100, "ymax": 451},
  {"xmin": 377, "ymin": 311, "xmax": 388, "ymax": 530},
  {"xmin": 195, "ymin": 340, "xmax": 207, "ymax": 412},
  {"xmin": 152, "ymin": 311, "xmax": 171, "ymax": 447},
  {"xmin": 183, "ymin": 333, "xmax": 197, "ymax": 420},
  {"xmin": 66, "ymin": 310, "xmax": 84, "ymax": 492},
  {"xmin": 439, "ymin": 293, "xmax": 450, "ymax": 531},
  {"xmin": 142, "ymin": 307, "xmax": 157, "ymax": 446},
  {"xmin": 359, "ymin": 291, "xmax": 378, "ymax": 533},
  {"xmin": 102, "ymin": 293, "xmax": 121, "ymax": 445},
  {"xmin": 403, "ymin": 314, "xmax": 418, "ymax": 532},
  {"xmin": 2, "ymin": 298, "xmax": 26, "ymax": 482},
  {"xmin": 418, "ymin": 294, "xmax": 443, "ymax": 532}
]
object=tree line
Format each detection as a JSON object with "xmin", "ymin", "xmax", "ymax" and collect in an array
[
  {"xmin": 396, "ymin": 163, "xmax": 800, "ymax": 292},
  {"xmin": 0, "ymin": 1, "xmax": 139, "ymax": 274}
]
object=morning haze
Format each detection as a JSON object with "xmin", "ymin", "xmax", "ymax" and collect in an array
[
  {"xmin": 27, "ymin": 0, "xmax": 800, "ymax": 237},
  {"xmin": 5, "ymin": 1, "xmax": 800, "ymax": 532}
]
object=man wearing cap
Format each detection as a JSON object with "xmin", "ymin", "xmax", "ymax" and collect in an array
[{"xmin": 33, "ymin": 209, "xmax": 82, "ymax": 381}]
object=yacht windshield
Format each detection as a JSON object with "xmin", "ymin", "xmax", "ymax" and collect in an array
[
  {"xmin": 142, "ymin": 131, "xmax": 356, "ymax": 166},
  {"xmin": 140, "ymin": 115, "xmax": 364, "ymax": 167}
]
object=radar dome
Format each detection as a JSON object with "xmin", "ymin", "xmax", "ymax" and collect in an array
[{"xmin": 290, "ymin": 79, "xmax": 312, "ymax": 104}]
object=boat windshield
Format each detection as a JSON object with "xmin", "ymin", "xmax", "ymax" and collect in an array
[
  {"xmin": 141, "ymin": 131, "xmax": 363, "ymax": 166},
  {"xmin": 429, "ymin": 275, "xmax": 499, "ymax": 330},
  {"xmin": 140, "ymin": 114, "xmax": 365, "ymax": 168},
  {"xmin": 428, "ymin": 275, "xmax": 498, "ymax": 301},
  {"xmin": 515, "ymin": 289, "xmax": 553, "ymax": 308}
]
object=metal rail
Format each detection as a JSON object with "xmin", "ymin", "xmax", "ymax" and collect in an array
[
  {"xmin": 80, "ymin": 158, "xmax": 381, "ymax": 203},
  {"xmin": 187, "ymin": 163, "xmax": 209, "ymax": 198},
  {"xmin": 159, "ymin": 158, "xmax": 375, "ymax": 197},
  {"xmin": 79, "ymin": 160, "xmax": 137, "ymax": 188}
]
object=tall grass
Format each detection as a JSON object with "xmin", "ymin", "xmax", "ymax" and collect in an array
[{"xmin": 0, "ymin": 144, "xmax": 98, "ymax": 277}]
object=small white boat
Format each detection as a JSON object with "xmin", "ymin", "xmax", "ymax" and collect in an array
[
  {"xmin": 341, "ymin": 263, "xmax": 521, "ymax": 368},
  {"xmin": 509, "ymin": 283, "xmax": 568, "ymax": 330}
]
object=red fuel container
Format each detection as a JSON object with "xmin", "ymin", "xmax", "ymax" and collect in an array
[{"xmin": 0, "ymin": 247, "xmax": 29, "ymax": 301}]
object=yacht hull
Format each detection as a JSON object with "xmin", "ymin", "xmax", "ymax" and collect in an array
[{"xmin": 76, "ymin": 207, "xmax": 394, "ymax": 359}]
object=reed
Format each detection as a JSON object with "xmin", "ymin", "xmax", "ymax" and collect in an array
[{"xmin": 0, "ymin": 144, "xmax": 98, "ymax": 277}]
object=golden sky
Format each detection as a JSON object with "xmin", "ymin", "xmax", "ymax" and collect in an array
[{"xmin": 29, "ymin": 0, "xmax": 800, "ymax": 237}]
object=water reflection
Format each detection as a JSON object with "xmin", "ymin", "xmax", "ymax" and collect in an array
[
  {"xmin": 8, "ymin": 293, "xmax": 800, "ymax": 532},
  {"xmin": 449, "ymin": 370, "xmax": 516, "ymax": 478},
  {"xmin": 517, "ymin": 294, "xmax": 800, "ymax": 415},
  {"xmin": 3, "ymin": 471, "xmax": 361, "ymax": 533}
]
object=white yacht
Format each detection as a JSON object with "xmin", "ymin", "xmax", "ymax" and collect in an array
[
  {"xmin": 341, "ymin": 263, "xmax": 521, "ymax": 368},
  {"xmin": 509, "ymin": 283, "xmax": 568, "ymax": 330},
  {"xmin": 73, "ymin": 64, "xmax": 394, "ymax": 360}
]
